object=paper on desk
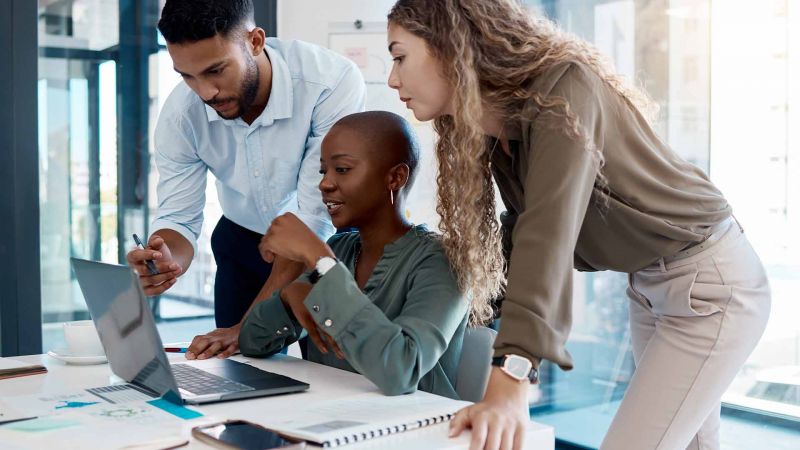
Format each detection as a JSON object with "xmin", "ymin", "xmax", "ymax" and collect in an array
[
  {"xmin": 1, "ymin": 390, "xmax": 105, "ymax": 417},
  {"xmin": 4, "ymin": 416, "xmax": 81, "ymax": 432},
  {"xmin": 3, "ymin": 388, "xmax": 203, "ymax": 421},
  {"xmin": 0, "ymin": 401, "xmax": 36, "ymax": 425},
  {"xmin": 2, "ymin": 392, "xmax": 176, "ymax": 427},
  {"xmin": 0, "ymin": 395, "xmax": 208, "ymax": 450}
]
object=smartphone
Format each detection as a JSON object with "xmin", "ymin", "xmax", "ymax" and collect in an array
[
  {"xmin": 192, "ymin": 420, "xmax": 306, "ymax": 450},
  {"xmin": 132, "ymin": 233, "xmax": 159, "ymax": 276}
]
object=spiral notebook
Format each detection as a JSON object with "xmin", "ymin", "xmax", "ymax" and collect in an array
[{"xmin": 267, "ymin": 391, "xmax": 471, "ymax": 448}]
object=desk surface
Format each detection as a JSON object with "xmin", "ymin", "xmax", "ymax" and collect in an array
[{"xmin": 0, "ymin": 354, "xmax": 553, "ymax": 450}]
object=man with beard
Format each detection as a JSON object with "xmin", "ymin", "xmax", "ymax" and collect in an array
[{"xmin": 125, "ymin": 0, "xmax": 365, "ymax": 359}]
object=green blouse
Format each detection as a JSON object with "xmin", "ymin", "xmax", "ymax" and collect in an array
[{"xmin": 239, "ymin": 224, "xmax": 469, "ymax": 399}]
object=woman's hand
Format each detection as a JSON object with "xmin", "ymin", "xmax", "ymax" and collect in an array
[
  {"xmin": 259, "ymin": 213, "xmax": 335, "ymax": 269},
  {"xmin": 449, "ymin": 367, "xmax": 530, "ymax": 450},
  {"xmin": 280, "ymin": 282, "xmax": 344, "ymax": 359}
]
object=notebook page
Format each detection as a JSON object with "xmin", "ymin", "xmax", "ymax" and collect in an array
[{"xmin": 268, "ymin": 391, "xmax": 471, "ymax": 446}]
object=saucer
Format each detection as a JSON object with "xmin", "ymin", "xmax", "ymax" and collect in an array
[{"xmin": 47, "ymin": 348, "xmax": 107, "ymax": 365}]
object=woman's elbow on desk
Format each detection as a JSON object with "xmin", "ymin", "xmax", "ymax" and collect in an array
[
  {"xmin": 238, "ymin": 332, "xmax": 285, "ymax": 358},
  {"xmin": 375, "ymin": 381, "xmax": 417, "ymax": 397},
  {"xmin": 239, "ymin": 344, "xmax": 276, "ymax": 358},
  {"xmin": 360, "ymin": 364, "xmax": 420, "ymax": 396}
]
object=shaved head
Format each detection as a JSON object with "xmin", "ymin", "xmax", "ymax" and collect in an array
[{"xmin": 326, "ymin": 111, "xmax": 421, "ymax": 191}]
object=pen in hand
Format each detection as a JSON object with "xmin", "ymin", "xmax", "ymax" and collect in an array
[{"xmin": 132, "ymin": 233, "xmax": 160, "ymax": 276}]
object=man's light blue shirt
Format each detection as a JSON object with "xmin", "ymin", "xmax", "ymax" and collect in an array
[{"xmin": 152, "ymin": 38, "xmax": 366, "ymax": 252}]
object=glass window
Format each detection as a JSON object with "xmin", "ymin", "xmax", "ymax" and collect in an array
[
  {"xmin": 39, "ymin": 56, "xmax": 116, "ymax": 347},
  {"xmin": 39, "ymin": 0, "xmax": 119, "ymax": 51},
  {"xmin": 521, "ymin": 0, "xmax": 800, "ymax": 447},
  {"xmin": 38, "ymin": 0, "xmax": 122, "ymax": 350},
  {"xmin": 38, "ymin": 0, "xmax": 214, "ymax": 352}
]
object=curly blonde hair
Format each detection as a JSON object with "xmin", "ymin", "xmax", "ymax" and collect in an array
[{"xmin": 388, "ymin": 0, "xmax": 655, "ymax": 325}]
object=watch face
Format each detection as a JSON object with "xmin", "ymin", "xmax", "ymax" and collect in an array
[
  {"xmin": 317, "ymin": 256, "xmax": 337, "ymax": 273},
  {"xmin": 506, "ymin": 357, "xmax": 531, "ymax": 378}
]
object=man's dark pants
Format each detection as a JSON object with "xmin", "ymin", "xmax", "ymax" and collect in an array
[
  {"xmin": 210, "ymin": 215, "xmax": 306, "ymax": 357},
  {"xmin": 210, "ymin": 216, "xmax": 273, "ymax": 328}
]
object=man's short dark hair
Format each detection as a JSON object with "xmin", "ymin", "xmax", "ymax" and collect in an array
[{"xmin": 158, "ymin": 0, "xmax": 254, "ymax": 44}]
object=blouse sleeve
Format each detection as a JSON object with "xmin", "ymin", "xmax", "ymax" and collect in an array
[
  {"xmin": 493, "ymin": 63, "xmax": 604, "ymax": 370},
  {"xmin": 302, "ymin": 251, "xmax": 467, "ymax": 396},
  {"xmin": 239, "ymin": 292, "xmax": 304, "ymax": 358}
]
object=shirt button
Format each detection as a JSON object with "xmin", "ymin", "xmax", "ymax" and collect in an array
[
  {"xmin": 312, "ymin": 305, "xmax": 320, "ymax": 312},
  {"xmin": 254, "ymin": 170, "xmax": 261, "ymax": 177},
  {"xmin": 324, "ymin": 319, "xmax": 333, "ymax": 327}
]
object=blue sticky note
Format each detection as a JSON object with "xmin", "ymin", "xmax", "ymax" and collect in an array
[{"xmin": 147, "ymin": 398, "xmax": 203, "ymax": 420}]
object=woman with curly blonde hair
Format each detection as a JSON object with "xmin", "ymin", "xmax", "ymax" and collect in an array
[{"xmin": 387, "ymin": 1, "xmax": 771, "ymax": 449}]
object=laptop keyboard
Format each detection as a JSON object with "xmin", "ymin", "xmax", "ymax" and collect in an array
[{"xmin": 171, "ymin": 364, "xmax": 255, "ymax": 396}]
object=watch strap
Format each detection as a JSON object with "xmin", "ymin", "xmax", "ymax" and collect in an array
[{"xmin": 309, "ymin": 256, "xmax": 337, "ymax": 284}]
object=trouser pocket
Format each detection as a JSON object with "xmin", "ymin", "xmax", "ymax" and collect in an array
[{"xmin": 633, "ymin": 259, "xmax": 730, "ymax": 317}]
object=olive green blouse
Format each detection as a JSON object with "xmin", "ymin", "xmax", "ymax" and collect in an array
[
  {"xmin": 491, "ymin": 61, "xmax": 732, "ymax": 371},
  {"xmin": 239, "ymin": 225, "xmax": 468, "ymax": 399}
]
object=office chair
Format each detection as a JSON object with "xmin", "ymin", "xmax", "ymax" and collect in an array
[{"xmin": 455, "ymin": 326, "xmax": 498, "ymax": 402}]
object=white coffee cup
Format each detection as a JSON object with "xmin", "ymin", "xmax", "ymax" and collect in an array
[{"xmin": 63, "ymin": 320, "xmax": 105, "ymax": 356}]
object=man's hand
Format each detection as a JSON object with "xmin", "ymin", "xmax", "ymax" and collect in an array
[
  {"xmin": 186, "ymin": 323, "xmax": 241, "ymax": 360},
  {"xmin": 259, "ymin": 213, "xmax": 334, "ymax": 269},
  {"xmin": 126, "ymin": 234, "xmax": 183, "ymax": 296},
  {"xmin": 280, "ymin": 282, "xmax": 344, "ymax": 359},
  {"xmin": 449, "ymin": 367, "xmax": 530, "ymax": 450}
]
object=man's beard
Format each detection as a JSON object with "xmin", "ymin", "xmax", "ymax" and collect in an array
[{"xmin": 210, "ymin": 56, "xmax": 259, "ymax": 120}]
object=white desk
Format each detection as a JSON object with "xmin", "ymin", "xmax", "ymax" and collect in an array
[{"xmin": 0, "ymin": 354, "xmax": 553, "ymax": 449}]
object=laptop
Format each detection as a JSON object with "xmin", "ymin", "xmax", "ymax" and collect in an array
[{"xmin": 70, "ymin": 257, "xmax": 309, "ymax": 405}]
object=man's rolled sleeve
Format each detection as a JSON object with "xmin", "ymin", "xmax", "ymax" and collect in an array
[
  {"xmin": 151, "ymin": 113, "xmax": 208, "ymax": 254},
  {"xmin": 149, "ymin": 219, "xmax": 199, "ymax": 255},
  {"xmin": 294, "ymin": 210, "xmax": 335, "ymax": 242}
]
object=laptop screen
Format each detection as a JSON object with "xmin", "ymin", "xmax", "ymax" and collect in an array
[{"xmin": 71, "ymin": 258, "xmax": 181, "ymax": 403}]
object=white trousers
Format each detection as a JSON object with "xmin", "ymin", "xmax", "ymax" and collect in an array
[{"xmin": 600, "ymin": 219, "xmax": 771, "ymax": 450}]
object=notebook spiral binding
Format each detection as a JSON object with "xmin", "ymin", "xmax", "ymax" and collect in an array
[{"xmin": 322, "ymin": 412, "xmax": 457, "ymax": 448}]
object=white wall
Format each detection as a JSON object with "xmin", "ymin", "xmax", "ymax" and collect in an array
[{"xmin": 277, "ymin": 0, "xmax": 396, "ymax": 46}]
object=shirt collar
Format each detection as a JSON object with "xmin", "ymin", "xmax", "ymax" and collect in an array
[{"xmin": 204, "ymin": 43, "xmax": 294, "ymax": 126}]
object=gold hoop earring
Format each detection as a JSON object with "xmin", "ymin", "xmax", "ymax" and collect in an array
[{"xmin": 390, "ymin": 190, "xmax": 394, "ymax": 206}]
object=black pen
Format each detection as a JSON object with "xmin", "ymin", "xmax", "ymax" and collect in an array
[{"xmin": 132, "ymin": 233, "xmax": 160, "ymax": 276}]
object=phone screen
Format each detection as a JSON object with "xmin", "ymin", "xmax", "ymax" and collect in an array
[{"xmin": 200, "ymin": 421, "xmax": 296, "ymax": 450}]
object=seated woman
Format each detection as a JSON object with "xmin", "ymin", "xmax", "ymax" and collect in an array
[{"xmin": 239, "ymin": 111, "xmax": 472, "ymax": 399}]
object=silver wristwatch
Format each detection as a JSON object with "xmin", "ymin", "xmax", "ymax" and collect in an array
[
  {"xmin": 491, "ymin": 354, "xmax": 538, "ymax": 383},
  {"xmin": 309, "ymin": 256, "xmax": 337, "ymax": 284}
]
